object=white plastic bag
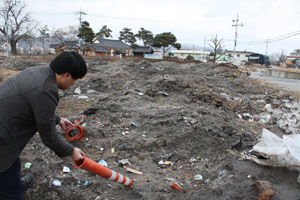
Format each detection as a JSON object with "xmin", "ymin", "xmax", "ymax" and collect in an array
[{"xmin": 252, "ymin": 128, "xmax": 300, "ymax": 165}]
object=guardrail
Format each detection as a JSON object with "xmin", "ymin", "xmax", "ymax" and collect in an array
[{"xmin": 265, "ymin": 68, "xmax": 300, "ymax": 80}]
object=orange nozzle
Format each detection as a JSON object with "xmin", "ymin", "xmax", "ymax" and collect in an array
[
  {"xmin": 74, "ymin": 154, "xmax": 133, "ymax": 187},
  {"xmin": 65, "ymin": 125, "xmax": 85, "ymax": 142}
]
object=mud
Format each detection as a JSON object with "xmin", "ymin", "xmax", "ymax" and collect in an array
[{"xmin": 1, "ymin": 58, "xmax": 300, "ymax": 200}]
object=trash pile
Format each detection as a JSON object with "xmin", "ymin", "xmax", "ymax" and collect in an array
[{"xmin": 1, "ymin": 58, "xmax": 300, "ymax": 199}]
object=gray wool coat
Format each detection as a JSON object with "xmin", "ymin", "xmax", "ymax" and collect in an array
[{"xmin": 0, "ymin": 66, "xmax": 74, "ymax": 172}]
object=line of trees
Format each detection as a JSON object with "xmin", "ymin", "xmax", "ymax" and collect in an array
[
  {"xmin": 77, "ymin": 21, "xmax": 182, "ymax": 55},
  {"xmin": 0, "ymin": 0, "xmax": 182, "ymax": 56}
]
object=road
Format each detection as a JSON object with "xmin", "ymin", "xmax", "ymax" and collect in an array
[{"xmin": 250, "ymin": 69, "xmax": 300, "ymax": 92}]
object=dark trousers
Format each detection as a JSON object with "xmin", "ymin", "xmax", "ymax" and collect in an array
[{"xmin": 0, "ymin": 157, "xmax": 24, "ymax": 200}]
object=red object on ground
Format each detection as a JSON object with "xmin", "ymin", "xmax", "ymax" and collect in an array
[
  {"xmin": 74, "ymin": 154, "xmax": 133, "ymax": 187},
  {"xmin": 65, "ymin": 125, "xmax": 85, "ymax": 142},
  {"xmin": 171, "ymin": 181, "xmax": 182, "ymax": 192},
  {"xmin": 253, "ymin": 180, "xmax": 274, "ymax": 200},
  {"xmin": 74, "ymin": 115, "xmax": 85, "ymax": 124}
]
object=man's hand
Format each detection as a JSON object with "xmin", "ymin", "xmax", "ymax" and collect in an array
[
  {"xmin": 59, "ymin": 118, "xmax": 74, "ymax": 132},
  {"xmin": 72, "ymin": 147, "xmax": 84, "ymax": 162}
]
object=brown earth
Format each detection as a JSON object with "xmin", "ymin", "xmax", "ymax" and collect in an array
[{"xmin": 0, "ymin": 58, "xmax": 300, "ymax": 200}]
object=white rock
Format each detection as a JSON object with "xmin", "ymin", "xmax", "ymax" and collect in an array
[
  {"xmin": 78, "ymin": 95, "xmax": 89, "ymax": 100},
  {"xmin": 74, "ymin": 87, "xmax": 81, "ymax": 95},
  {"xmin": 52, "ymin": 179, "xmax": 61, "ymax": 187},
  {"xmin": 63, "ymin": 166, "xmax": 70, "ymax": 173}
]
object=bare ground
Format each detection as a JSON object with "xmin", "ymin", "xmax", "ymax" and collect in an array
[{"xmin": 1, "ymin": 58, "xmax": 300, "ymax": 200}]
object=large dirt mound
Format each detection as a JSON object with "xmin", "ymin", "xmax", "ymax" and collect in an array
[{"xmin": 1, "ymin": 59, "xmax": 299, "ymax": 199}]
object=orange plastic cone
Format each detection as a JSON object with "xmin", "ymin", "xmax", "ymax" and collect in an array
[
  {"xmin": 65, "ymin": 125, "xmax": 85, "ymax": 142},
  {"xmin": 74, "ymin": 154, "xmax": 133, "ymax": 187}
]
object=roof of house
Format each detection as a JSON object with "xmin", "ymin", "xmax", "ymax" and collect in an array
[
  {"xmin": 133, "ymin": 46, "xmax": 153, "ymax": 53},
  {"xmin": 88, "ymin": 43, "xmax": 109, "ymax": 53},
  {"xmin": 94, "ymin": 36, "xmax": 130, "ymax": 49},
  {"xmin": 248, "ymin": 53, "xmax": 268, "ymax": 58},
  {"xmin": 224, "ymin": 50, "xmax": 253, "ymax": 54},
  {"xmin": 64, "ymin": 40, "xmax": 78, "ymax": 49},
  {"xmin": 49, "ymin": 43, "xmax": 62, "ymax": 49},
  {"xmin": 171, "ymin": 50, "xmax": 210, "ymax": 55}
]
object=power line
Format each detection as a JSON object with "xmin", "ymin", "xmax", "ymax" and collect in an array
[{"xmin": 238, "ymin": 30, "xmax": 300, "ymax": 45}]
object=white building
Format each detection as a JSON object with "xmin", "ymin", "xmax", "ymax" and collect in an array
[
  {"xmin": 224, "ymin": 50, "xmax": 253, "ymax": 61},
  {"xmin": 171, "ymin": 49, "xmax": 211, "ymax": 61}
]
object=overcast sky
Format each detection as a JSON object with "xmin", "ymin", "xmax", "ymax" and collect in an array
[{"xmin": 23, "ymin": 0, "xmax": 300, "ymax": 55}]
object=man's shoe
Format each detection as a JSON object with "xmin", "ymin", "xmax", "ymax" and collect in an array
[{"xmin": 21, "ymin": 173, "xmax": 34, "ymax": 192}]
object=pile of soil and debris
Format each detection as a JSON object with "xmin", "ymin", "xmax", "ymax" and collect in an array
[{"xmin": 1, "ymin": 58, "xmax": 300, "ymax": 200}]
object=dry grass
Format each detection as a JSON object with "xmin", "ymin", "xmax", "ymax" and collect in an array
[{"xmin": 0, "ymin": 68, "xmax": 19, "ymax": 82}]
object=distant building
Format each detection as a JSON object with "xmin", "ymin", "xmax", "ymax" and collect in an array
[
  {"xmin": 93, "ymin": 36, "xmax": 131, "ymax": 56},
  {"xmin": 132, "ymin": 46, "xmax": 154, "ymax": 57},
  {"xmin": 170, "ymin": 49, "xmax": 211, "ymax": 61},
  {"xmin": 290, "ymin": 49, "xmax": 300, "ymax": 57},
  {"xmin": 224, "ymin": 50, "xmax": 253, "ymax": 61},
  {"xmin": 49, "ymin": 40, "xmax": 80, "ymax": 55},
  {"xmin": 248, "ymin": 53, "xmax": 269, "ymax": 65},
  {"xmin": 82, "ymin": 43, "xmax": 109, "ymax": 56}
]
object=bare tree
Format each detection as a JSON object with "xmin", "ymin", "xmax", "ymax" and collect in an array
[
  {"xmin": 209, "ymin": 34, "xmax": 224, "ymax": 63},
  {"xmin": 65, "ymin": 25, "xmax": 79, "ymax": 39},
  {"xmin": 0, "ymin": 0, "xmax": 36, "ymax": 55},
  {"xmin": 50, "ymin": 27, "xmax": 66, "ymax": 44},
  {"xmin": 38, "ymin": 25, "xmax": 50, "ymax": 55}
]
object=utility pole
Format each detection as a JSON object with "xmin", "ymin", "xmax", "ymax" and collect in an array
[
  {"xmin": 203, "ymin": 36, "xmax": 206, "ymax": 60},
  {"xmin": 232, "ymin": 13, "xmax": 243, "ymax": 59},
  {"xmin": 75, "ymin": 8, "xmax": 87, "ymax": 52},
  {"xmin": 75, "ymin": 8, "xmax": 86, "ymax": 25},
  {"xmin": 265, "ymin": 40, "xmax": 269, "ymax": 67}
]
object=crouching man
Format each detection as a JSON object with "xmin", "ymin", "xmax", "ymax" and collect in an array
[{"xmin": 0, "ymin": 51, "xmax": 87, "ymax": 199}]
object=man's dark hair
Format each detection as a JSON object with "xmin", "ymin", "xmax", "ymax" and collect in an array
[{"xmin": 50, "ymin": 51, "xmax": 87, "ymax": 79}]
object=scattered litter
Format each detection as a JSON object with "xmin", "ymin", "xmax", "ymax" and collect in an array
[
  {"xmin": 24, "ymin": 162, "xmax": 32, "ymax": 169},
  {"xmin": 158, "ymin": 160, "xmax": 172, "ymax": 167},
  {"xmin": 218, "ymin": 171, "xmax": 225, "ymax": 176},
  {"xmin": 63, "ymin": 166, "xmax": 71, "ymax": 173},
  {"xmin": 138, "ymin": 92, "xmax": 144, "ymax": 96},
  {"xmin": 130, "ymin": 121, "xmax": 137, "ymax": 127},
  {"xmin": 98, "ymin": 160, "xmax": 108, "ymax": 167},
  {"xmin": 193, "ymin": 174, "xmax": 203, "ymax": 181},
  {"xmin": 119, "ymin": 143, "xmax": 127, "ymax": 151},
  {"xmin": 99, "ymin": 147, "xmax": 104, "ymax": 154},
  {"xmin": 122, "ymin": 131, "xmax": 129, "ymax": 136},
  {"xmin": 52, "ymin": 179, "xmax": 61, "ymax": 187},
  {"xmin": 170, "ymin": 181, "xmax": 182, "ymax": 192},
  {"xmin": 119, "ymin": 159, "xmax": 131, "ymax": 166},
  {"xmin": 111, "ymin": 147, "xmax": 115, "ymax": 154},
  {"xmin": 77, "ymin": 180, "xmax": 89, "ymax": 186},
  {"xmin": 124, "ymin": 166, "xmax": 143, "ymax": 175}
]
